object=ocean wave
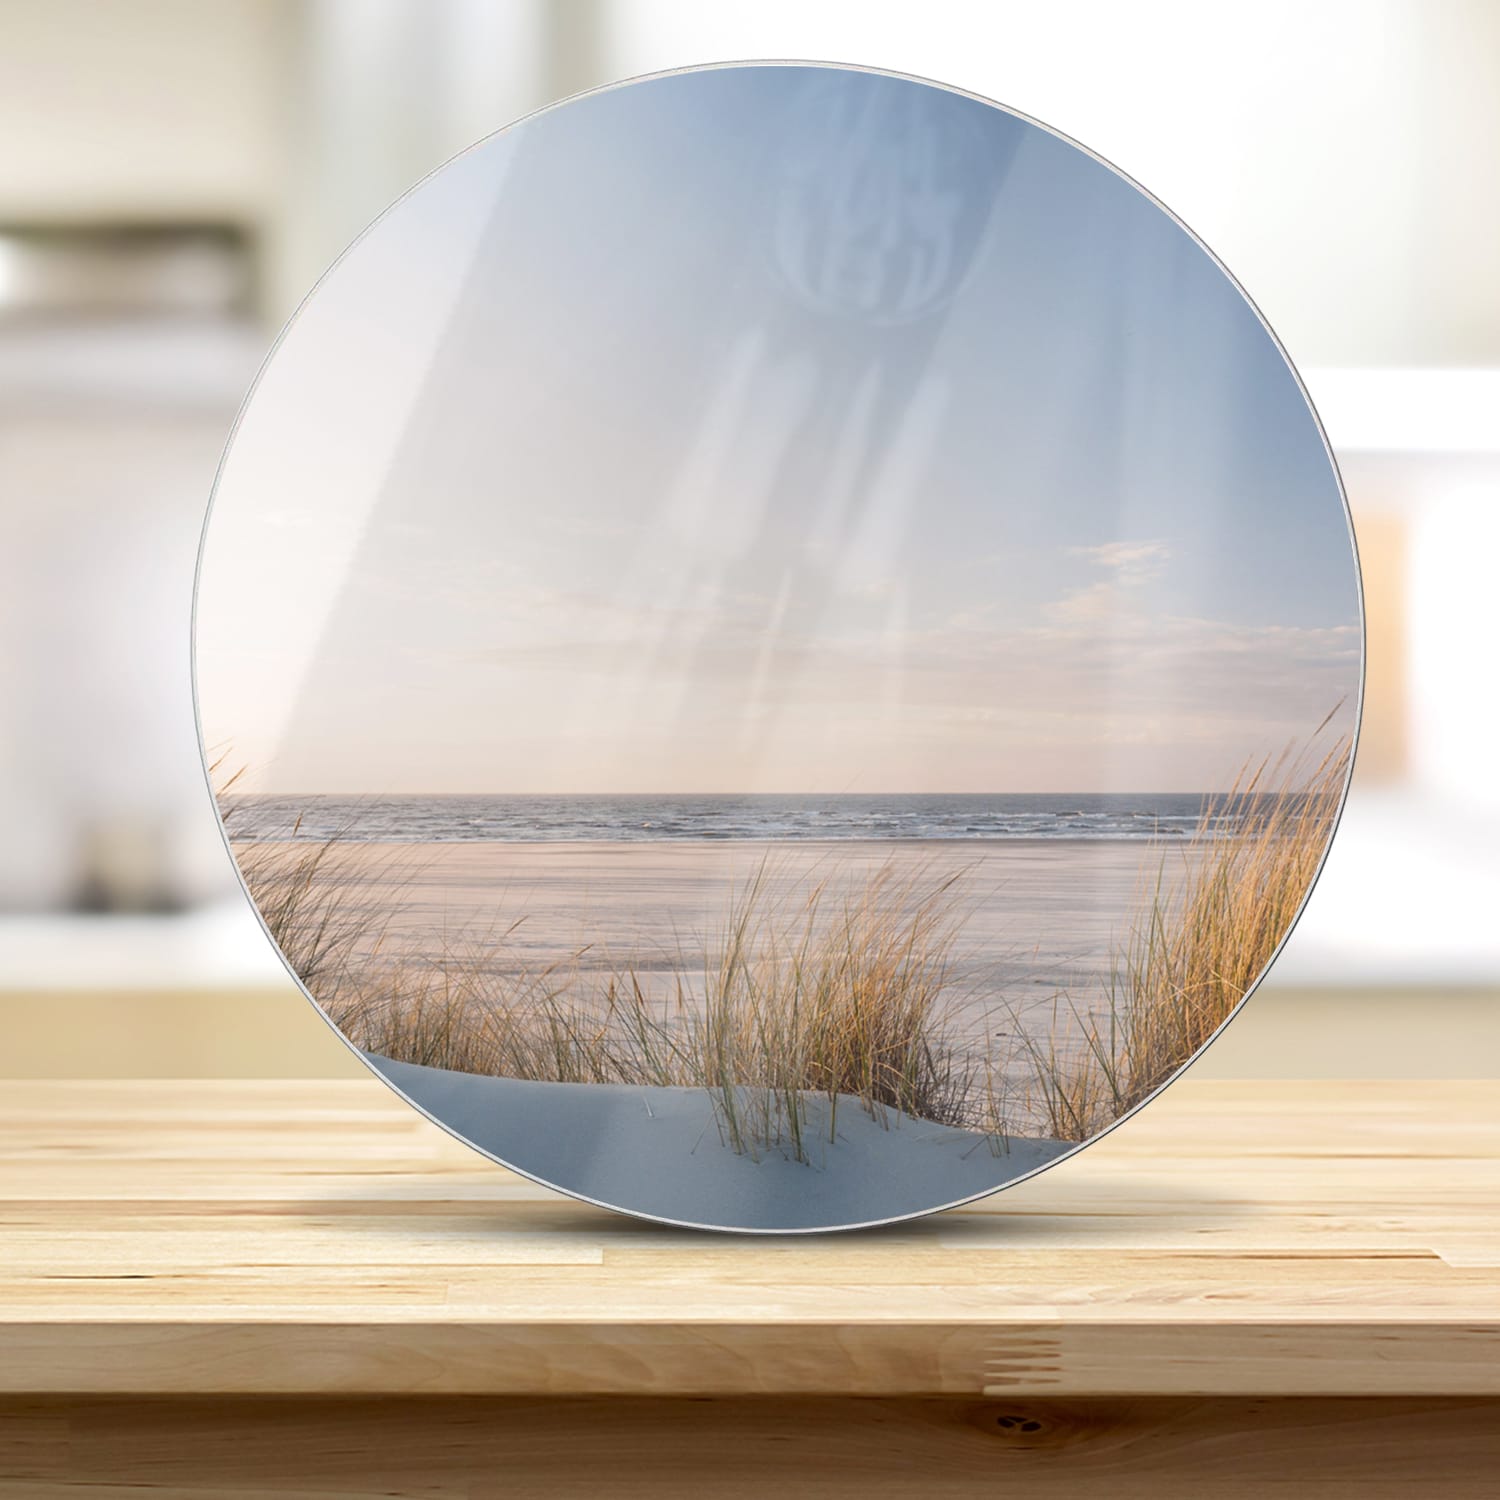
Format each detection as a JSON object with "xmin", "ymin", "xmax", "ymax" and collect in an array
[{"xmin": 221, "ymin": 792, "xmax": 1257, "ymax": 844}]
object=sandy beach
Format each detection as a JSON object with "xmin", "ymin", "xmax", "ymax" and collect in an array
[{"xmin": 244, "ymin": 835, "xmax": 1196, "ymax": 1111}]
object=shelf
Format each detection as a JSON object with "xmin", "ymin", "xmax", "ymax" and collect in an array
[{"xmin": 0, "ymin": 899, "xmax": 285, "ymax": 992}]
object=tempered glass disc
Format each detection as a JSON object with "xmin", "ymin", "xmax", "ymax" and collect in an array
[{"xmin": 195, "ymin": 63, "xmax": 1362, "ymax": 1233}]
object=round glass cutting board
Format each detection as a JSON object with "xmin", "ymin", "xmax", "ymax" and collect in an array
[{"xmin": 195, "ymin": 63, "xmax": 1362, "ymax": 1232}]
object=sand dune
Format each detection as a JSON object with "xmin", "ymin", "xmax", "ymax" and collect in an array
[{"xmin": 368, "ymin": 1052, "xmax": 1072, "ymax": 1231}]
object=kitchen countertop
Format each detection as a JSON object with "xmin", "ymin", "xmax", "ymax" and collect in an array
[{"xmin": 3, "ymin": 1075, "xmax": 1497, "ymax": 1399}]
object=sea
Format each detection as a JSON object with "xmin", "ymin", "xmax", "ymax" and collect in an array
[{"xmin": 222, "ymin": 792, "xmax": 1249, "ymax": 844}]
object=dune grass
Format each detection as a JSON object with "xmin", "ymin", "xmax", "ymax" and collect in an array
[
  {"xmin": 688, "ymin": 861, "xmax": 996, "ymax": 1158},
  {"xmin": 1019, "ymin": 729, "xmax": 1352, "ymax": 1142},
  {"xmin": 217, "ymin": 719, "xmax": 1347, "ymax": 1161},
  {"xmin": 222, "ymin": 799, "xmax": 1006, "ymax": 1161},
  {"xmin": 217, "ymin": 764, "xmax": 413, "ymax": 999}
]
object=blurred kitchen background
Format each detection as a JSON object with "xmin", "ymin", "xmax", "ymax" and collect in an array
[{"xmin": 1, "ymin": 0, "xmax": 1496, "ymax": 1079}]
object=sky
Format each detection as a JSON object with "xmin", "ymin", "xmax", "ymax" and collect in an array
[{"xmin": 197, "ymin": 64, "xmax": 1361, "ymax": 795}]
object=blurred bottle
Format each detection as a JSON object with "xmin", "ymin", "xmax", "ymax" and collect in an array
[{"xmin": 0, "ymin": 226, "xmax": 265, "ymax": 912}]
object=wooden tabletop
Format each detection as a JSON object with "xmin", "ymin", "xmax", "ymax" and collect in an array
[{"xmin": 2, "ymin": 1077, "xmax": 1497, "ymax": 1399}]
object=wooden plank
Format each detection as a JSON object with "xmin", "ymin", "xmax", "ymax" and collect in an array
[
  {"xmin": 2, "ymin": 1396, "xmax": 1499, "ymax": 1498},
  {"xmin": 4, "ymin": 1318, "xmax": 1500, "ymax": 1399},
  {"xmin": 0, "ymin": 1079, "xmax": 1496, "ymax": 1397}
]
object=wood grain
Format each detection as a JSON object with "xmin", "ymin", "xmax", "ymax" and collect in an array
[
  {"xmin": 3, "ymin": 1396, "xmax": 1499, "ymax": 1498},
  {"xmin": 1, "ymin": 1078, "xmax": 1497, "ymax": 1398}
]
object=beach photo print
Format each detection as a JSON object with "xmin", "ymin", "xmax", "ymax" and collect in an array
[{"xmin": 195, "ymin": 63, "xmax": 1362, "ymax": 1232}]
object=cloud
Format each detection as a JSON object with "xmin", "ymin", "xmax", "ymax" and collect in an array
[
  {"xmin": 1068, "ymin": 539, "xmax": 1172, "ymax": 581},
  {"xmin": 1051, "ymin": 538, "xmax": 1172, "ymax": 624},
  {"xmin": 464, "ymin": 571, "xmax": 1356, "ymax": 752},
  {"xmin": 289, "ymin": 526, "xmax": 1357, "ymax": 792}
]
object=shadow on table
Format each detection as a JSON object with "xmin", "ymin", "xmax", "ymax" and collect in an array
[{"xmin": 284, "ymin": 1162, "xmax": 1256, "ymax": 1247}]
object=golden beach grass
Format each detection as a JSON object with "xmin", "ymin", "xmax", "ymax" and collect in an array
[
  {"xmin": 687, "ymin": 860, "xmax": 995, "ymax": 1158},
  {"xmin": 216, "ymin": 717, "xmax": 1347, "ymax": 1160},
  {"xmin": 1020, "ymin": 726, "xmax": 1352, "ymax": 1142},
  {"xmin": 221, "ymin": 786, "xmax": 1001, "ymax": 1161}
]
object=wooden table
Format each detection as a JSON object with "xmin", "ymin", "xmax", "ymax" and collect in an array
[{"xmin": 2, "ymin": 1077, "xmax": 1497, "ymax": 1496}]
